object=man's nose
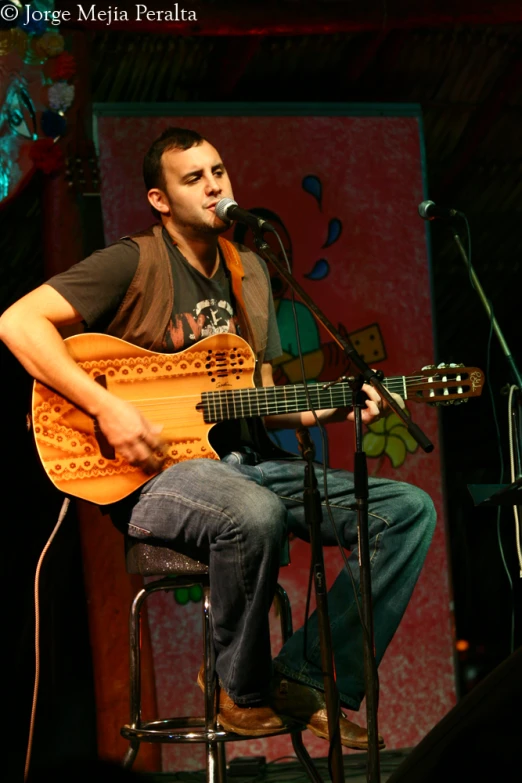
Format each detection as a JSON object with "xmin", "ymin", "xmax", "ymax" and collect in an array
[{"xmin": 206, "ymin": 175, "xmax": 222, "ymax": 195}]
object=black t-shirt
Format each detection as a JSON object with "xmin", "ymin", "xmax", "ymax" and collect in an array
[{"xmin": 47, "ymin": 228, "xmax": 282, "ymax": 456}]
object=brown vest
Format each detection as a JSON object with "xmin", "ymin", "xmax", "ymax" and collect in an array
[{"xmin": 106, "ymin": 224, "xmax": 270, "ymax": 386}]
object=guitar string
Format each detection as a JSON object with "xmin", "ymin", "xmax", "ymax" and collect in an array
[
  {"xmin": 123, "ymin": 377, "xmax": 461, "ymax": 408},
  {"xmin": 128, "ymin": 388, "xmax": 471, "ymax": 417},
  {"xmin": 126, "ymin": 385, "xmax": 470, "ymax": 422},
  {"xmin": 126, "ymin": 395, "xmax": 471, "ymax": 419}
]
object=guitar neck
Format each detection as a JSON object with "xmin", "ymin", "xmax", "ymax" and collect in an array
[{"xmin": 201, "ymin": 375, "xmax": 413, "ymax": 423}]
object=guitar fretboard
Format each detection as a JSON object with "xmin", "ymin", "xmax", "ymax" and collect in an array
[{"xmin": 201, "ymin": 376, "xmax": 414, "ymax": 423}]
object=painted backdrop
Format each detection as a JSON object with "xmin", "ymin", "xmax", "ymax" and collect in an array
[{"xmin": 95, "ymin": 108, "xmax": 455, "ymax": 770}]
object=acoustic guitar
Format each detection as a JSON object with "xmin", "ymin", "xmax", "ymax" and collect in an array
[{"xmin": 31, "ymin": 332, "xmax": 485, "ymax": 504}]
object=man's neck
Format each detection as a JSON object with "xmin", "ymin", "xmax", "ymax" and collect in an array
[{"xmin": 163, "ymin": 221, "xmax": 220, "ymax": 278}]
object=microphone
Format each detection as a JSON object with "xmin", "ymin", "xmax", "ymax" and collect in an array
[
  {"xmin": 418, "ymin": 200, "xmax": 463, "ymax": 220},
  {"xmin": 215, "ymin": 198, "xmax": 275, "ymax": 233}
]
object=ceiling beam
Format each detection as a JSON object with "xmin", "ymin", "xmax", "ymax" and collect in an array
[
  {"xmin": 212, "ymin": 38, "xmax": 265, "ymax": 99},
  {"xmin": 434, "ymin": 50, "xmax": 522, "ymax": 200},
  {"xmin": 345, "ymin": 31, "xmax": 390, "ymax": 84},
  {"xmin": 55, "ymin": 1, "xmax": 522, "ymax": 36}
]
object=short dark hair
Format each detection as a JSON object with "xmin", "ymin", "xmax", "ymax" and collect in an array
[{"xmin": 143, "ymin": 127, "xmax": 206, "ymax": 219}]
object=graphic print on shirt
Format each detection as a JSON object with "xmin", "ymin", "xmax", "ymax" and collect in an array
[{"xmin": 165, "ymin": 298, "xmax": 239, "ymax": 352}]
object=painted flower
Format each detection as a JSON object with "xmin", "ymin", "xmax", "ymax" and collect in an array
[
  {"xmin": 363, "ymin": 409, "xmax": 418, "ymax": 468},
  {"xmin": 48, "ymin": 82, "xmax": 74, "ymax": 112}
]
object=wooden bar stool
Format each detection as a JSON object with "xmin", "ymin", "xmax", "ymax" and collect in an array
[{"xmin": 120, "ymin": 536, "xmax": 323, "ymax": 783}]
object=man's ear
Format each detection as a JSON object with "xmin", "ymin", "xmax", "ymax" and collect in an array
[{"xmin": 147, "ymin": 188, "xmax": 170, "ymax": 215}]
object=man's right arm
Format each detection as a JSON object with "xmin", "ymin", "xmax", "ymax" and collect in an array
[{"xmin": 0, "ymin": 285, "xmax": 163, "ymax": 470}]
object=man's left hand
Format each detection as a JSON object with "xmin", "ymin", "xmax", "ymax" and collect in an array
[
  {"xmin": 321, "ymin": 384, "xmax": 405, "ymax": 427},
  {"xmin": 345, "ymin": 383, "xmax": 405, "ymax": 425}
]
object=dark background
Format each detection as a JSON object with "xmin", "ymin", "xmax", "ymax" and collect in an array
[{"xmin": 2, "ymin": 1, "xmax": 521, "ymax": 778}]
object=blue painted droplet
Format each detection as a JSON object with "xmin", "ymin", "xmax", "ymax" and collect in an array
[
  {"xmin": 304, "ymin": 259, "xmax": 330, "ymax": 280},
  {"xmin": 323, "ymin": 218, "xmax": 342, "ymax": 248},
  {"xmin": 302, "ymin": 175, "xmax": 322, "ymax": 208}
]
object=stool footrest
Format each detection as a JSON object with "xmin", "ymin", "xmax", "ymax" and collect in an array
[
  {"xmin": 122, "ymin": 719, "xmax": 227, "ymax": 744},
  {"xmin": 121, "ymin": 718, "xmax": 300, "ymax": 743}
]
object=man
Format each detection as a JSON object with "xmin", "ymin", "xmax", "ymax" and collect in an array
[{"xmin": 0, "ymin": 127, "xmax": 436, "ymax": 747}]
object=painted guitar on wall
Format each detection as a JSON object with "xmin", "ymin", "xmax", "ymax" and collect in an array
[{"xmin": 31, "ymin": 333, "xmax": 485, "ymax": 505}]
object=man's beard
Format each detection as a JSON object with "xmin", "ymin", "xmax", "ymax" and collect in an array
[
  {"xmin": 167, "ymin": 198, "xmax": 231, "ymax": 237},
  {"xmin": 191, "ymin": 220, "xmax": 230, "ymax": 236}
]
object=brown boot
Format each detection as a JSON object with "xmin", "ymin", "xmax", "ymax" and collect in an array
[
  {"xmin": 271, "ymin": 674, "xmax": 385, "ymax": 750},
  {"xmin": 197, "ymin": 665, "xmax": 293, "ymax": 737}
]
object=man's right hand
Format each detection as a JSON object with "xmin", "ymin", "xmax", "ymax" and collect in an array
[
  {"xmin": 96, "ymin": 396, "xmax": 166, "ymax": 473},
  {"xmin": 0, "ymin": 285, "xmax": 166, "ymax": 474}
]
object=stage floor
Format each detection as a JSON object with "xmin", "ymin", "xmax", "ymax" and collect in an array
[{"xmin": 141, "ymin": 748, "xmax": 411, "ymax": 782}]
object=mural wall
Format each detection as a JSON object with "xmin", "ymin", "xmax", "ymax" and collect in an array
[{"xmin": 96, "ymin": 109, "xmax": 455, "ymax": 769}]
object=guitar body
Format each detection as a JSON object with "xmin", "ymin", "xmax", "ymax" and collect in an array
[{"xmin": 32, "ymin": 332, "xmax": 257, "ymax": 504}]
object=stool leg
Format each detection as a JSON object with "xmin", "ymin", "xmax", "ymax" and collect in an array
[
  {"xmin": 291, "ymin": 732, "xmax": 325, "ymax": 783},
  {"xmin": 275, "ymin": 584, "xmax": 325, "ymax": 783},
  {"xmin": 216, "ymin": 742, "xmax": 227, "ymax": 783},
  {"xmin": 122, "ymin": 585, "xmax": 149, "ymax": 769},
  {"xmin": 122, "ymin": 742, "xmax": 140, "ymax": 770},
  {"xmin": 274, "ymin": 584, "xmax": 293, "ymax": 642},
  {"xmin": 202, "ymin": 584, "xmax": 227, "ymax": 783}
]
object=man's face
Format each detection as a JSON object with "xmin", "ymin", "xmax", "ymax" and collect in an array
[{"xmin": 154, "ymin": 140, "xmax": 234, "ymax": 236}]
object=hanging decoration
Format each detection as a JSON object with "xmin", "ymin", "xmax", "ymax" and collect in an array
[
  {"xmin": 0, "ymin": 0, "xmax": 75, "ymax": 203},
  {"xmin": 28, "ymin": 136, "xmax": 63, "ymax": 173}
]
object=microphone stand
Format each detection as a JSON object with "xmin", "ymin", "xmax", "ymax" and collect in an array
[
  {"xmin": 451, "ymin": 228, "xmax": 522, "ymax": 533},
  {"xmin": 296, "ymin": 425, "xmax": 345, "ymax": 783},
  {"xmin": 451, "ymin": 232, "xmax": 522, "ymax": 391},
  {"xmin": 252, "ymin": 229, "xmax": 433, "ymax": 783}
]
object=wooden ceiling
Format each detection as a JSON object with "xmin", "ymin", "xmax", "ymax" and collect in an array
[{"xmin": 84, "ymin": 7, "xmax": 522, "ymax": 345}]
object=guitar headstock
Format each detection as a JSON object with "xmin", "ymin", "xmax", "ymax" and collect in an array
[{"xmin": 407, "ymin": 363, "xmax": 484, "ymax": 405}]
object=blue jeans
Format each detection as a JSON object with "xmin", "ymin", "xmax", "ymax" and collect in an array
[{"xmin": 125, "ymin": 452, "xmax": 436, "ymax": 710}]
